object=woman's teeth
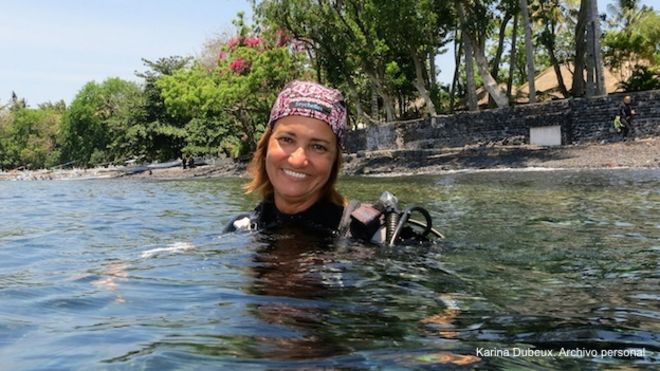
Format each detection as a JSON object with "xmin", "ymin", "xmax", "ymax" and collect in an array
[{"xmin": 283, "ymin": 169, "xmax": 307, "ymax": 179}]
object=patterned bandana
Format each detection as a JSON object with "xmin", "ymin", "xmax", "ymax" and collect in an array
[{"xmin": 267, "ymin": 80, "xmax": 347, "ymax": 147}]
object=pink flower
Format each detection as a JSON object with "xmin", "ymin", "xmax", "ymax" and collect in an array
[
  {"xmin": 229, "ymin": 58, "xmax": 251, "ymax": 74},
  {"xmin": 244, "ymin": 36, "xmax": 262, "ymax": 47},
  {"xmin": 226, "ymin": 37, "xmax": 241, "ymax": 49},
  {"xmin": 218, "ymin": 51, "xmax": 227, "ymax": 60}
]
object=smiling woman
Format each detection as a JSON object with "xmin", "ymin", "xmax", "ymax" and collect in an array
[
  {"xmin": 224, "ymin": 80, "xmax": 348, "ymax": 234},
  {"xmin": 224, "ymin": 80, "xmax": 443, "ymax": 246}
]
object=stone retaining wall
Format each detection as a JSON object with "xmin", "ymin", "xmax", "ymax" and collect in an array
[{"xmin": 343, "ymin": 90, "xmax": 660, "ymax": 153}]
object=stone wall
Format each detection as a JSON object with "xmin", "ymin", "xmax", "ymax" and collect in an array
[{"xmin": 343, "ymin": 90, "xmax": 660, "ymax": 153}]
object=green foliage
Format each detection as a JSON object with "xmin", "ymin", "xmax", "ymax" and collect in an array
[
  {"xmin": 4, "ymin": 0, "xmax": 658, "ymax": 171},
  {"xmin": 159, "ymin": 15, "xmax": 305, "ymax": 158},
  {"xmin": 604, "ymin": 2, "xmax": 659, "ymax": 75},
  {"xmin": 0, "ymin": 101, "xmax": 63, "ymax": 169},
  {"xmin": 130, "ymin": 56, "xmax": 192, "ymax": 162},
  {"xmin": 60, "ymin": 78, "xmax": 141, "ymax": 167},
  {"xmin": 255, "ymin": 0, "xmax": 453, "ymax": 119},
  {"xmin": 618, "ymin": 64, "xmax": 660, "ymax": 91}
]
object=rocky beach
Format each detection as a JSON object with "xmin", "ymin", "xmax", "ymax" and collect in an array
[{"xmin": 1, "ymin": 137, "xmax": 658, "ymax": 181}]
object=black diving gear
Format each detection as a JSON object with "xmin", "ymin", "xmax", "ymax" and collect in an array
[
  {"xmin": 338, "ymin": 192, "xmax": 444, "ymax": 246},
  {"xmin": 225, "ymin": 192, "xmax": 443, "ymax": 246}
]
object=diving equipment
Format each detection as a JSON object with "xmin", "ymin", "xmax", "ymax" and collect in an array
[{"xmin": 341, "ymin": 192, "xmax": 444, "ymax": 246}]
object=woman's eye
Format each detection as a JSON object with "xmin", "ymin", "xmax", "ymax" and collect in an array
[
  {"xmin": 277, "ymin": 136, "xmax": 293, "ymax": 144},
  {"xmin": 311, "ymin": 144, "xmax": 327, "ymax": 153}
]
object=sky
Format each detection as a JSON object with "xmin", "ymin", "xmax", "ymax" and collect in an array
[
  {"xmin": 1, "ymin": 0, "xmax": 657, "ymax": 107},
  {"xmin": 0, "ymin": 0, "xmax": 252, "ymax": 106}
]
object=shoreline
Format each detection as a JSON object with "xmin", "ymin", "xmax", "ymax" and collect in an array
[{"xmin": 1, "ymin": 138, "xmax": 658, "ymax": 181}]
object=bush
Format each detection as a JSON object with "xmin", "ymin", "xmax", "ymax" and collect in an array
[{"xmin": 618, "ymin": 65, "xmax": 660, "ymax": 91}]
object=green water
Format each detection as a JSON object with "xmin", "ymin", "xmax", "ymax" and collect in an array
[
  {"xmin": 0, "ymin": 168, "xmax": 657, "ymax": 368},
  {"xmin": 338, "ymin": 169, "xmax": 658, "ymax": 367}
]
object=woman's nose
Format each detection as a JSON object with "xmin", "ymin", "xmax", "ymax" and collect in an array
[{"xmin": 288, "ymin": 146, "xmax": 308, "ymax": 166}]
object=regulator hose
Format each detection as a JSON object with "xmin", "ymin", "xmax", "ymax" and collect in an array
[{"xmin": 387, "ymin": 205, "xmax": 444, "ymax": 246}]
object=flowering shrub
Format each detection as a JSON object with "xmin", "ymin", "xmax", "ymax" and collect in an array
[
  {"xmin": 244, "ymin": 36, "xmax": 262, "ymax": 47},
  {"xmin": 228, "ymin": 58, "xmax": 251, "ymax": 74},
  {"xmin": 226, "ymin": 37, "xmax": 241, "ymax": 50}
]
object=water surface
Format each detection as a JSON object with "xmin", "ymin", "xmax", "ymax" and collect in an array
[{"xmin": 0, "ymin": 169, "xmax": 658, "ymax": 369}]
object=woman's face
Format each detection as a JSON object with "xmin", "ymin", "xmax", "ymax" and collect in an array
[{"xmin": 266, "ymin": 115, "xmax": 338, "ymax": 214}]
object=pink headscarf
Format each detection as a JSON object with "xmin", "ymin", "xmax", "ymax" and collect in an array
[{"xmin": 268, "ymin": 80, "xmax": 347, "ymax": 146}]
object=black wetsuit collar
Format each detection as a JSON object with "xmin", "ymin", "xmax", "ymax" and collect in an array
[{"xmin": 256, "ymin": 197, "xmax": 343, "ymax": 232}]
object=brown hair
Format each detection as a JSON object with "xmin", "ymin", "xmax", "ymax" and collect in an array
[{"xmin": 243, "ymin": 127, "xmax": 346, "ymax": 207}]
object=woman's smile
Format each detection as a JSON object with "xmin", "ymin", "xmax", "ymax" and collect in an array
[
  {"xmin": 265, "ymin": 115, "xmax": 337, "ymax": 214},
  {"xmin": 282, "ymin": 168, "xmax": 309, "ymax": 179}
]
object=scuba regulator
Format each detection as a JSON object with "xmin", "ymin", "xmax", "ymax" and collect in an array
[{"xmin": 345, "ymin": 192, "xmax": 444, "ymax": 247}]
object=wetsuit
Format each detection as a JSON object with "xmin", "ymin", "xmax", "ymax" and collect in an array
[
  {"xmin": 224, "ymin": 197, "xmax": 344, "ymax": 235},
  {"xmin": 224, "ymin": 198, "xmax": 433, "ymax": 246}
]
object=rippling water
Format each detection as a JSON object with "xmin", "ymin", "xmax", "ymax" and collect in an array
[{"xmin": 0, "ymin": 169, "xmax": 658, "ymax": 369}]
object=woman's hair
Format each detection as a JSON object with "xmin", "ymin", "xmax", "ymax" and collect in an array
[{"xmin": 243, "ymin": 126, "xmax": 346, "ymax": 206}]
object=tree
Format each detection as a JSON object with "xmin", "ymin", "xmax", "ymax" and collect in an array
[
  {"xmin": 572, "ymin": 0, "xmax": 589, "ymax": 97},
  {"xmin": 256, "ymin": 0, "xmax": 455, "ymax": 120},
  {"xmin": 589, "ymin": 0, "xmax": 606, "ymax": 96},
  {"xmin": 520, "ymin": 0, "xmax": 537, "ymax": 103},
  {"xmin": 531, "ymin": 0, "xmax": 570, "ymax": 98},
  {"xmin": 457, "ymin": 0, "xmax": 509, "ymax": 108},
  {"xmin": 131, "ymin": 56, "xmax": 192, "ymax": 162},
  {"xmin": 604, "ymin": 0, "xmax": 659, "ymax": 88},
  {"xmin": 158, "ymin": 15, "xmax": 305, "ymax": 158},
  {"xmin": 0, "ymin": 103, "xmax": 63, "ymax": 169},
  {"xmin": 60, "ymin": 78, "xmax": 141, "ymax": 167}
]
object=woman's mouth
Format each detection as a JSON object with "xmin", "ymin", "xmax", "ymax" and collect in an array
[{"xmin": 282, "ymin": 168, "xmax": 308, "ymax": 179}]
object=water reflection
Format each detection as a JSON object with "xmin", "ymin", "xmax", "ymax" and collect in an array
[
  {"xmin": 0, "ymin": 170, "xmax": 657, "ymax": 368},
  {"xmin": 247, "ymin": 226, "xmax": 352, "ymax": 359}
]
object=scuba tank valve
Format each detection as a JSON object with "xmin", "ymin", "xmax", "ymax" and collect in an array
[{"xmin": 377, "ymin": 191, "xmax": 444, "ymax": 246}]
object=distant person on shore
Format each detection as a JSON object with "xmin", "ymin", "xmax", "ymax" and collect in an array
[{"xmin": 616, "ymin": 95, "xmax": 637, "ymax": 140}]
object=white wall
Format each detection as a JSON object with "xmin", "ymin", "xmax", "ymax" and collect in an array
[{"xmin": 530, "ymin": 126, "xmax": 562, "ymax": 146}]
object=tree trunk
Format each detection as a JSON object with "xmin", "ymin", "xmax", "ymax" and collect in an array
[
  {"xmin": 472, "ymin": 38, "xmax": 510, "ymax": 108},
  {"xmin": 491, "ymin": 12, "xmax": 511, "ymax": 82},
  {"xmin": 489, "ymin": 12, "xmax": 511, "ymax": 107},
  {"xmin": 572, "ymin": 0, "xmax": 589, "ymax": 97},
  {"xmin": 547, "ymin": 45, "xmax": 570, "ymax": 98},
  {"xmin": 367, "ymin": 73, "xmax": 396, "ymax": 121},
  {"xmin": 450, "ymin": 34, "xmax": 462, "ymax": 113},
  {"xmin": 457, "ymin": 2, "xmax": 478, "ymax": 111},
  {"xmin": 345, "ymin": 80, "xmax": 366, "ymax": 128},
  {"xmin": 411, "ymin": 50, "xmax": 437, "ymax": 116},
  {"xmin": 520, "ymin": 0, "xmax": 536, "ymax": 103},
  {"xmin": 585, "ymin": 4, "xmax": 595, "ymax": 98},
  {"xmin": 458, "ymin": 1, "xmax": 508, "ymax": 108},
  {"xmin": 507, "ymin": 12, "xmax": 518, "ymax": 100},
  {"xmin": 590, "ymin": 0, "xmax": 606, "ymax": 96},
  {"xmin": 371, "ymin": 88, "xmax": 379, "ymax": 122},
  {"xmin": 462, "ymin": 30, "xmax": 479, "ymax": 111},
  {"xmin": 428, "ymin": 50, "xmax": 437, "ymax": 91}
]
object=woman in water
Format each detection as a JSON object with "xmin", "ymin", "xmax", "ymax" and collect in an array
[
  {"xmin": 226, "ymin": 80, "xmax": 441, "ymax": 245},
  {"xmin": 225, "ymin": 80, "xmax": 348, "ymax": 234}
]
